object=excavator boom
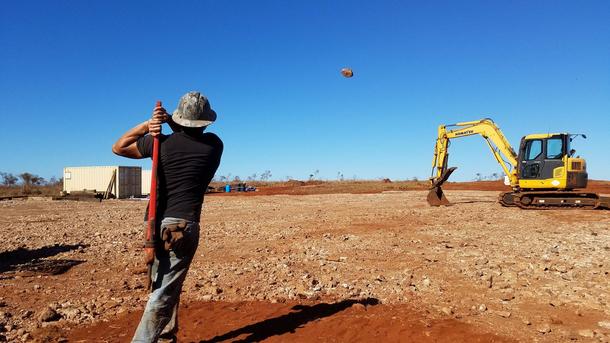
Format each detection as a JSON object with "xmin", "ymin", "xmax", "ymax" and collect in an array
[{"xmin": 428, "ymin": 119, "xmax": 518, "ymax": 205}]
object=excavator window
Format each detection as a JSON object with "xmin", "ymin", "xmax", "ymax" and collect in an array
[
  {"xmin": 525, "ymin": 140, "xmax": 542, "ymax": 160},
  {"xmin": 546, "ymin": 138, "xmax": 564, "ymax": 159}
]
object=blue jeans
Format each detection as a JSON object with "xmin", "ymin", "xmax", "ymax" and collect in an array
[{"xmin": 132, "ymin": 217, "xmax": 200, "ymax": 343}]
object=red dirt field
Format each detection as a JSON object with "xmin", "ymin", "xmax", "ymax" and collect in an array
[
  {"xmin": 210, "ymin": 179, "xmax": 610, "ymax": 196},
  {"xmin": 1, "ymin": 182, "xmax": 609, "ymax": 342},
  {"xmin": 65, "ymin": 300, "xmax": 513, "ymax": 343}
]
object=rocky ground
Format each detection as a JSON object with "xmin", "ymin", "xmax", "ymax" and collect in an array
[{"xmin": 0, "ymin": 190, "xmax": 609, "ymax": 342}]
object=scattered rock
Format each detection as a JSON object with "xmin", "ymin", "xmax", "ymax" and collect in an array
[
  {"xmin": 499, "ymin": 289, "xmax": 515, "ymax": 301},
  {"xmin": 550, "ymin": 316, "xmax": 563, "ymax": 325},
  {"xmin": 551, "ymin": 264, "xmax": 568, "ymax": 273},
  {"xmin": 475, "ymin": 257, "xmax": 489, "ymax": 266},
  {"xmin": 20, "ymin": 310, "xmax": 33, "ymax": 319},
  {"xmin": 493, "ymin": 310, "xmax": 511, "ymax": 318},
  {"xmin": 38, "ymin": 308, "xmax": 61, "ymax": 323},
  {"xmin": 536, "ymin": 324, "xmax": 551, "ymax": 334},
  {"xmin": 422, "ymin": 278, "xmax": 431, "ymax": 288},
  {"xmin": 440, "ymin": 307, "xmax": 453, "ymax": 316},
  {"xmin": 577, "ymin": 329, "xmax": 594, "ymax": 338},
  {"xmin": 549, "ymin": 299, "xmax": 563, "ymax": 307},
  {"xmin": 61, "ymin": 308, "xmax": 81, "ymax": 321}
]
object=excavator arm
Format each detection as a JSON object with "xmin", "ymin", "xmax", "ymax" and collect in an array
[{"xmin": 428, "ymin": 118, "xmax": 519, "ymax": 206}]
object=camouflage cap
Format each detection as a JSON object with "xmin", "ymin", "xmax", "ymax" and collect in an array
[{"xmin": 171, "ymin": 91, "xmax": 217, "ymax": 128}]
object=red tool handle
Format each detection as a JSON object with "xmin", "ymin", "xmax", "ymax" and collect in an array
[
  {"xmin": 147, "ymin": 101, "xmax": 161, "ymax": 241},
  {"xmin": 145, "ymin": 100, "xmax": 161, "ymax": 290}
]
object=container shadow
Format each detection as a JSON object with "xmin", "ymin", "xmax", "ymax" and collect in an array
[
  {"xmin": 0, "ymin": 243, "xmax": 88, "ymax": 274},
  {"xmin": 199, "ymin": 298, "xmax": 380, "ymax": 343}
]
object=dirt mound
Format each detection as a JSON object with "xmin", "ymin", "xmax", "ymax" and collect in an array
[{"xmin": 285, "ymin": 179, "xmax": 306, "ymax": 186}]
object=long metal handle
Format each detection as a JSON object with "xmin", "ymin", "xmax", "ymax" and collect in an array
[{"xmin": 145, "ymin": 100, "xmax": 162, "ymax": 290}]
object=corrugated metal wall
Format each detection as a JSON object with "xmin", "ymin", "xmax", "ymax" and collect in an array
[
  {"xmin": 118, "ymin": 167, "xmax": 141, "ymax": 198},
  {"xmin": 63, "ymin": 166, "xmax": 142, "ymax": 198},
  {"xmin": 63, "ymin": 166, "xmax": 115, "ymax": 194},
  {"xmin": 141, "ymin": 170, "xmax": 152, "ymax": 195}
]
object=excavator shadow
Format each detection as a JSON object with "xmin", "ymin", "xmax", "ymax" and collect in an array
[{"xmin": 0, "ymin": 243, "xmax": 88, "ymax": 276}]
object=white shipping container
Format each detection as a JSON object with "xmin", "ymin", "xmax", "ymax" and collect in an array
[
  {"xmin": 63, "ymin": 166, "xmax": 142, "ymax": 199},
  {"xmin": 141, "ymin": 169, "xmax": 152, "ymax": 195}
]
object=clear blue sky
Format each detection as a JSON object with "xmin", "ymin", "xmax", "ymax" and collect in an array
[{"xmin": 1, "ymin": 1, "xmax": 609, "ymax": 181}]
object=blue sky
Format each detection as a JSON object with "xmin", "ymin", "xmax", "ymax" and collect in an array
[{"xmin": 1, "ymin": 1, "xmax": 609, "ymax": 181}]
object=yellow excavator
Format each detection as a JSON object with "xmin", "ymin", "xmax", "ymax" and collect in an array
[{"xmin": 428, "ymin": 118, "xmax": 609, "ymax": 209}]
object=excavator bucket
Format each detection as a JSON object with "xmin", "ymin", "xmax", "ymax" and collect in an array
[
  {"xmin": 427, "ymin": 167, "xmax": 457, "ymax": 206},
  {"xmin": 427, "ymin": 186, "xmax": 450, "ymax": 206}
]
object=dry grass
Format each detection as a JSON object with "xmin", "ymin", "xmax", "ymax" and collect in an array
[{"xmin": 0, "ymin": 184, "xmax": 62, "ymax": 197}]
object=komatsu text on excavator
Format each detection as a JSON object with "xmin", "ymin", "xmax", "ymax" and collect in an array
[{"xmin": 428, "ymin": 118, "xmax": 609, "ymax": 209}]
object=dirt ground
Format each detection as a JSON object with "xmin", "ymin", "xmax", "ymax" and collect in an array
[
  {"xmin": 210, "ymin": 179, "xmax": 610, "ymax": 196},
  {"xmin": 0, "ymin": 185, "xmax": 609, "ymax": 342}
]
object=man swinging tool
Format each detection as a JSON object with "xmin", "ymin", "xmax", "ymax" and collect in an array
[{"xmin": 112, "ymin": 91, "xmax": 223, "ymax": 343}]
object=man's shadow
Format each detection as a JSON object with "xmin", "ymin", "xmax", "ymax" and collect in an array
[
  {"xmin": 0, "ymin": 243, "xmax": 88, "ymax": 274},
  {"xmin": 200, "ymin": 297, "xmax": 379, "ymax": 343}
]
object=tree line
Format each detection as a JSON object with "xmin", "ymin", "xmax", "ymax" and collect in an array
[
  {"xmin": 0, "ymin": 172, "xmax": 62, "ymax": 194},
  {"xmin": 214, "ymin": 170, "xmax": 273, "ymax": 183}
]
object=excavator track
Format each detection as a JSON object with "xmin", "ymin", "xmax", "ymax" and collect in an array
[{"xmin": 499, "ymin": 191, "xmax": 610, "ymax": 210}]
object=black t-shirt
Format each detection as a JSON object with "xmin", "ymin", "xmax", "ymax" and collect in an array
[{"xmin": 137, "ymin": 131, "xmax": 223, "ymax": 222}]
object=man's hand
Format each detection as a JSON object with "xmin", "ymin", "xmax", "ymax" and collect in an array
[
  {"xmin": 149, "ymin": 107, "xmax": 169, "ymax": 137},
  {"xmin": 113, "ymin": 107, "xmax": 166, "ymax": 158}
]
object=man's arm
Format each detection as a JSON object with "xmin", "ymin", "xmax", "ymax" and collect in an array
[
  {"xmin": 111, "ymin": 120, "xmax": 149, "ymax": 158},
  {"xmin": 112, "ymin": 107, "xmax": 169, "ymax": 159}
]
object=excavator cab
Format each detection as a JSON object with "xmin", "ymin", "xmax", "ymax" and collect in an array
[{"xmin": 517, "ymin": 133, "xmax": 588, "ymax": 190}]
